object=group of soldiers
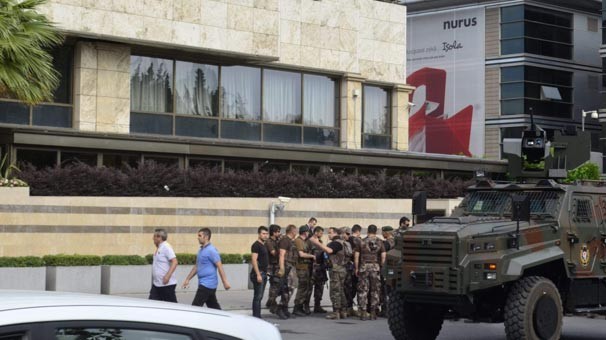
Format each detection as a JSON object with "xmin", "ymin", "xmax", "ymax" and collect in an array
[{"xmin": 264, "ymin": 216, "xmax": 411, "ymax": 321}]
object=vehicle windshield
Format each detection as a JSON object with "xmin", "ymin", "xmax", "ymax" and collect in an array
[{"xmin": 462, "ymin": 190, "xmax": 562, "ymax": 218}]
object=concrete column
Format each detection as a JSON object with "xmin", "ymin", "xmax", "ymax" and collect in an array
[
  {"xmin": 391, "ymin": 84, "xmax": 415, "ymax": 151},
  {"xmin": 340, "ymin": 74, "xmax": 366, "ymax": 149},
  {"xmin": 73, "ymin": 41, "xmax": 130, "ymax": 133}
]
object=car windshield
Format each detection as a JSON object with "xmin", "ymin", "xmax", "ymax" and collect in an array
[{"xmin": 463, "ymin": 190, "xmax": 561, "ymax": 218}]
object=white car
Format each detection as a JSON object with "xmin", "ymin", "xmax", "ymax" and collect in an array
[{"xmin": 0, "ymin": 290, "xmax": 281, "ymax": 340}]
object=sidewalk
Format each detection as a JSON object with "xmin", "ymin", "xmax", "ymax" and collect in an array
[{"xmin": 118, "ymin": 287, "xmax": 333, "ymax": 316}]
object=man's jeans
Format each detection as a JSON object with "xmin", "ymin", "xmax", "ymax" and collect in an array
[{"xmin": 250, "ymin": 271, "xmax": 268, "ymax": 318}]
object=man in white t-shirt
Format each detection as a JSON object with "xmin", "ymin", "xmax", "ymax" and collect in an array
[{"xmin": 149, "ymin": 228, "xmax": 178, "ymax": 302}]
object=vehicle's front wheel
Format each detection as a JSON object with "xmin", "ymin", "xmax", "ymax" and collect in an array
[
  {"xmin": 504, "ymin": 276, "xmax": 563, "ymax": 340},
  {"xmin": 387, "ymin": 291, "xmax": 444, "ymax": 340}
]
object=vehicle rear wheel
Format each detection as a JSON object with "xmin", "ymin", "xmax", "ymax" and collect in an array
[
  {"xmin": 504, "ymin": 276, "xmax": 563, "ymax": 340},
  {"xmin": 387, "ymin": 291, "xmax": 444, "ymax": 340}
]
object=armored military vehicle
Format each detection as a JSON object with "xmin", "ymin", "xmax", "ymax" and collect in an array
[{"xmin": 385, "ymin": 126, "xmax": 606, "ymax": 340}]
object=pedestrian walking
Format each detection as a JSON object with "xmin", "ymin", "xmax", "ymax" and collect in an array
[
  {"xmin": 265, "ymin": 224, "xmax": 282, "ymax": 314},
  {"xmin": 307, "ymin": 226, "xmax": 328, "ymax": 313},
  {"xmin": 149, "ymin": 228, "xmax": 178, "ymax": 303},
  {"xmin": 276, "ymin": 224, "xmax": 299, "ymax": 320},
  {"xmin": 293, "ymin": 225, "xmax": 315, "ymax": 316},
  {"xmin": 250, "ymin": 226, "xmax": 269, "ymax": 318},
  {"xmin": 309, "ymin": 227, "xmax": 351, "ymax": 320},
  {"xmin": 183, "ymin": 228, "xmax": 231, "ymax": 310},
  {"xmin": 354, "ymin": 224, "xmax": 386, "ymax": 321}
]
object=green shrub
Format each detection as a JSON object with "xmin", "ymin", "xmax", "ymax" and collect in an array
[
  {"xmin": 145, "ymin": 254, "xmax": 153, "ymax": 264},
  {"xmin": 221, "ymin": 253, "xmax": 243, "ymax": 264},
  {"xmin": 101, "ymin": 255, "xmax": 148, "ymax": 266},
  {"xmin": 43, "ymin": 254, "xmax": 102, "ymax": 266},
  {"xmin": 565, "ymin": 162, "xmax": 600, "ymax": 183},
  {"xmin": 176, "ymin": 253, "xmax": 197, "ymax": 265},
  {"xmin": 242, "ymin": 254, "xmax": 252, "ymax": 264},
  {"xmin": 0, "ymin": 256, "xmax": 45, "ymax": 267}
]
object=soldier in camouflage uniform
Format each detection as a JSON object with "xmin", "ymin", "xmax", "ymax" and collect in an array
[
  {"xmin": 293, "ymin": 225, "xmax": 315, "ymax": 316},
  {"xmin": 307, "ymin": 226, "xmax": 328, "ymax": 313},
  {"xmin": 345, "ymin": 224, "xmax": 362, "ymax": 316},
  {"xmin": 309, "ymin": 227, "xmax": 350, "ymax": 320},
  {"xmin": 379, "ymin": 226, "xmax": 395, "ymax": 317},
  {"xmin": 277, "ymin": 224, "xmax": 300, "ymax": 320},
  {"xmin": 265, "ymin": 224, "xmax": 281, "ymax": 314},
  {"xmin": 354, "ymin": 224, "xmax": 386, "ymax": 321}
]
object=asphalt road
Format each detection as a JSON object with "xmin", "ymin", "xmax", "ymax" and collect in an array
[{"xmin": 269, "ymin": 314, "xmax": 606, "ymax": 340}]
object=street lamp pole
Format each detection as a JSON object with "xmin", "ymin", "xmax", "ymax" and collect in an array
[{"xmin": 582, "ymin": 110, "xmax": 598, "ymax": 131}]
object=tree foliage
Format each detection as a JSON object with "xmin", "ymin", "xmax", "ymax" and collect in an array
[
  {"xmin": 565, "ymin": 162, "xmax": 600, "ymax": 183},
  {"xmin": 0, "ymin": 0, "xmax": 63, "ymax": 104}
]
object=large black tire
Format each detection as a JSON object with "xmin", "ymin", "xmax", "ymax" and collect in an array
[
  {"xmin": 387, "ymin": 291, "xmax": 444, "ymax": 340},
  {"xmin": 504, "ymin": 276, "xmax": 563, "ymax": 340}
]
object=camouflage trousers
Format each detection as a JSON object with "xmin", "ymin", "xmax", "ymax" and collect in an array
[
  {"xmin": 307, "ymin": 264, "xmax": 327, "ymax": 306},
  {"xmin": 380, "ymin": 275, "xmax": 391, "ymax": 312},
  {"xmin": 279, "ymin": 264, "xmax": 298, "ymax": 307},
  {"xmin": 344, "ymin": 268, "xmax": 356, "ymax": 308},
  {"xmin": 266, "ymin": 264, "xmax": 280, "ymax": 307},
  {"xmin": 357, "ymin": 264, "xmax": 381, "ymax": 312},
  {"xmin": 294, "ymin": 265, "xmax": 311, "ymax": 306},
  {"xmin": 329, "ymin": 267, "xmax": 347, "ymax": 310}
]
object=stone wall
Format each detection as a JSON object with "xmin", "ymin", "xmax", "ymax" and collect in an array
[
  {"xmin": 0, "ymin": 188, "xmax": 461, "ymax": 257},
  {"xmin": 40, "ymin": 0, "xmax": 407, "ymax": 84}
]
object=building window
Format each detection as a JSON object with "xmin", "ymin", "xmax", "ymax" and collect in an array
[
  {"xmin": 501, "ymin": 5, "xmax": 572, "ymax": 60},
  {"xmin": 0, "ymin": 46, "xmax": 73, "ymax": 128},
  {"xmin": 500, "ymin": 65, "xmax": 572, "ymax": 119},
  {"xmin": 16, "ymin": 148, "xmax": 58, "ymax": 169},
  {"xmin": 363, "ymin": 85, "xmax": 391, "ymax": 149},
  {"xmin": 130, "ymin": 56, "xmax": 173, "ymax": 113},
  {"xmin": 222, "ymin": 66, "xmax": 261, "ymax": 121},
  {"xmin": 129, "ymin": 56, "xmax": 339, "ymax": 147}
]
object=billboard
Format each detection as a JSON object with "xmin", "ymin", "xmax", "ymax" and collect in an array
[{"xmin": 407, "ymin": 7, "xmax": 485, "ymax": 157}]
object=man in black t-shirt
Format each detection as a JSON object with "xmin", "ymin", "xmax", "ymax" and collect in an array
[{"xmin": 250, "ymin": 226, "xmax": 269, "ymax": 318}]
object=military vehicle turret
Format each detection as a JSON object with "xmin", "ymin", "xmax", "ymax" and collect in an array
[{"xmin": 385, "ymin": 125, "xmax": 606, "ymax": 340}]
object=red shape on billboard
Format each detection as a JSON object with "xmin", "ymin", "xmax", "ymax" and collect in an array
[{"xmin": 407, "ymin": 67, "xmax": 473, "ymax": 157}]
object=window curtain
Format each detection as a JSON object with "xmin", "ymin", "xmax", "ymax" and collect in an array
[
  {"xmin": 222, "ymin": 66, "xmax": 261, "ymax": 120},
  {"xmin": 175, "ymin": 62, "xmax": 218, "ymax": 116},
  {"xmin": 263, "ymin": 69, "xmax": 301, "ymax": 124},
  {"xmin": 130, "ymin": 56, "xmax": 173, "ymax": 113},
  {"xmin": 363, "ymin": 86, "xmax": 389, "ymax": 135},
  {"xmin": 304, "ymin": 75, "xmax": 335, "ymax": 127}
]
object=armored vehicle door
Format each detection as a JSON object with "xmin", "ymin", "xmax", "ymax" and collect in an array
[{"xmin": 569, "ymin": 195, "xmax": 603, "ymax": 277}]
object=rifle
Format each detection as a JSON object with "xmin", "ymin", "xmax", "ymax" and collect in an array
[{"xmin": 277, "ymin": 265, "xmax": 292, "ymax": 296}]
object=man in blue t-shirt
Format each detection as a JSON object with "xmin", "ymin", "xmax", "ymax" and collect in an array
[{"xmin": 183, "ymin": 228, "xmax": 231, "ymax": 309}]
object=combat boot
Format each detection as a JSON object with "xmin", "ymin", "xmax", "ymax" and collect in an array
[
  {"xmin": 293, "ymin": 304, "xmax": 306, "ymax": 317},
  {"xmin": 313, "ymin": 304, "xmax": 327, "ymax": 313},
  {"xmin": 370, "ymin": 311, "xmax": 377, "ymax": 320},
  {"xmin": 269, "ymin": 304, "xmax": 278, "ymax": 315},
  {"xmin": 359, "ymin": 311, "xmax": 368, "ymax": 321},
  {"xmin": 303, "ymin": 304, "xmax": 311, "ymax": 315},
  {"xmin": 339, "ymin": 310, "xmax": 348, "ymax": 319},
  {"xmin": 286, "ymin": 308, "xmax": 295, "ymax": 319},
  {"xmin": 276, "ymin": 306, "xmax": 289, "ymax": 320},
  {"xmin": 347, "ymin": 307, "xmax": 357, "ymax": 317},
  {"xmin": 325, "ymin": 309, "xmax": 341, "ymax": 320}
]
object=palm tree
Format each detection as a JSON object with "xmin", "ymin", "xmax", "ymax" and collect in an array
[{"xmin": 0, "ymin": 0, "xmax": 63, "ymax": 105}]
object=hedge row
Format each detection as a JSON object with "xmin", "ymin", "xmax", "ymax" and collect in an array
[
  {"xmin": 144, "ymin": 253, "xmax": 249, "ymax": 265},
  {"xmin": 0, "ymin": 254, "xmax": 253, "ymax": 267},
  {"xmin": 17, "ymin": 162, "xmax": 472, "ymax": 198}
]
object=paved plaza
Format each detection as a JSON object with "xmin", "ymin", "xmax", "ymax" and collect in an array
[{"xmin": 120, "ymin": 289, "xmax": 606, "ymax": 340}]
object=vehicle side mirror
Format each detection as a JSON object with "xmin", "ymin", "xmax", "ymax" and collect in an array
[
  {"xmin": 512, "ymin": 194, "xmax": 530, "ymax": 222},
  {"xmin": 413, "ymin": 191, "xmax": 427, "ymax": 216}
]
